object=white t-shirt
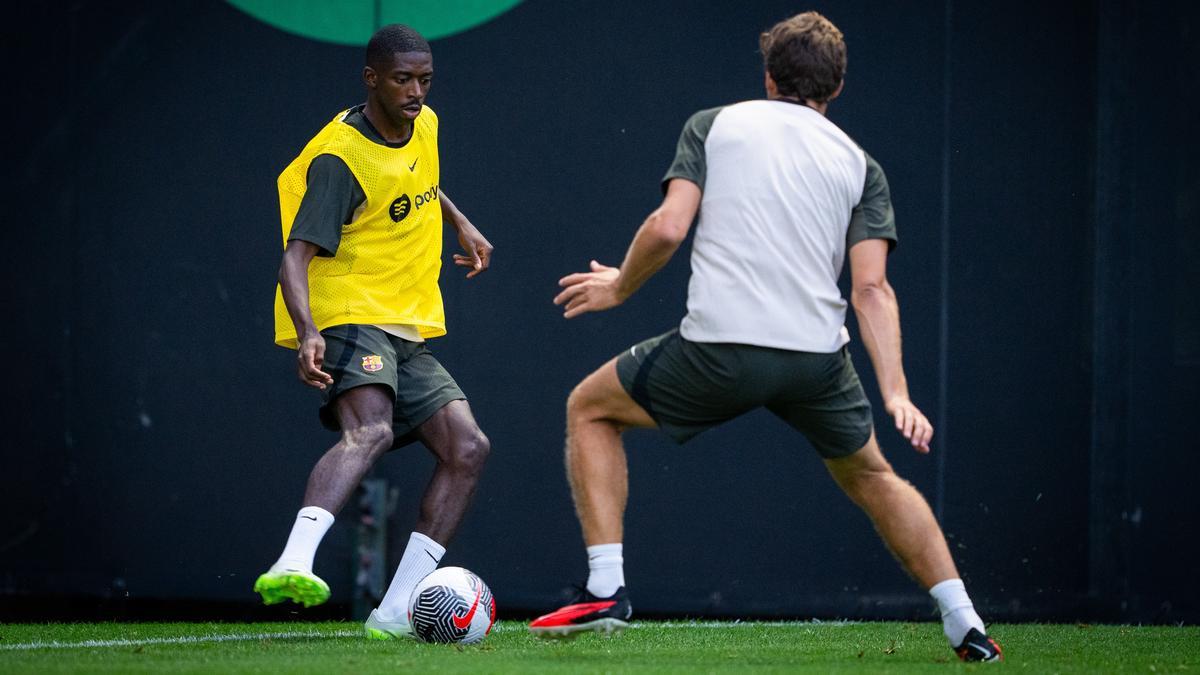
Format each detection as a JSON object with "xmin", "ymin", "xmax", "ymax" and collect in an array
[{"xmin": 662, "ymin": 100, "xmax": 897, "ymax": 353}]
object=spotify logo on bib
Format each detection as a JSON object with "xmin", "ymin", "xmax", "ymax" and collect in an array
[{"xmin": 390, "ymin": 195, "xmax": 412, "ymax": 222}]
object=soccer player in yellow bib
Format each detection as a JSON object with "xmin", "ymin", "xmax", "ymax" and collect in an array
[{"xmin": 254, "ymin": 25, "xmax": 494, "ymax": 641}]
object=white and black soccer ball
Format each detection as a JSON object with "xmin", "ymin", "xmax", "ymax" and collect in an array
[{"xmin": 407, "ymin": 566, "xmax": 496, "ymax": 644}]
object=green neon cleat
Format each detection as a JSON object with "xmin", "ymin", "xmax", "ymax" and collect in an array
[{"xmin": 253, "ymin": 569, "xmax": 331, "ymax": 608}]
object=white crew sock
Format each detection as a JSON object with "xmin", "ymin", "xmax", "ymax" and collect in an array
[
  {"xmin": 376, "ymin": 532, "xmax": 446, "ymax": 622},
  {"xmin": 270, "ymin": 506, "xmax": 335, "ymax": 574},
  {"xmin": 585, "ymin": 543, "xmax": 625, "ymax": 598},
  {"xmin": 929, "ymin": 578, "xmax": 986, "ymax": 647}
]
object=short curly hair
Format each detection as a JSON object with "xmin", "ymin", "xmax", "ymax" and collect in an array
[
  {"xmin": 759, "ymin": 12, "xmax": 846, "ymax": 103},
  {"xmin": 366, "ymin": 24, "xmax": 431, "ymax": 69}
]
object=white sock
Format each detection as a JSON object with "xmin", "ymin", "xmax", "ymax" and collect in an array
[
  {"xmin": 929, "ymin": 578, "xmax": 986, "ymax": 647},
  {"xmin": 270, "ymin": 506, "xmax": 334, "ymax": 574},
  {"xmin": 376, "ymin": 532, "xmax": 446, "ymax": 622},
  {"xmin": 585, "ymin": 543, "xmax": 624, "ymax": 598}
]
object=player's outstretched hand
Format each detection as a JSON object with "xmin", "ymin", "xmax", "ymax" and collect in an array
[
  {"xmin": 298, "ymin": 334, "xmax": 334, "ymax": 390},
  {"xmin": 555, "ymin": 260, "xmax": 622, "ymax": 318},
  {"xmin": 454, "ymin": 222, "xmax": 493, "ymax": 278},
  {"xmin": 884, "ymin": 395, "xmax": 933, "ymax": 453}
]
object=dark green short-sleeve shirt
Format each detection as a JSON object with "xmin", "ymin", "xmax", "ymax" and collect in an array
[
  {"xmin": 660, "ymin": 100, "xmax": 902, "ymax": 351},
  {"xmin": 660, "ymin": 104, "xmax": 898, "ymax": 253}
]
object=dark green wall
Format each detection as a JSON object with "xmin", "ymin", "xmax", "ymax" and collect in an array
[{"xmin": 3, "ymin": 0, "xmax": 1196, "ymax": 622}]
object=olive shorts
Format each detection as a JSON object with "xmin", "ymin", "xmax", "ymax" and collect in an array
[
  {"xmin": 317, "ymin": 324, "xmax": 465, "ymax": 446},
  {"xmin": 615, "ymin": 328, "xmax": 873, "ymax": 458}
]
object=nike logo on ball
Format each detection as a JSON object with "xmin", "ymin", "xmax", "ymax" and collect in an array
[{"xmin": 451, "ymin": 584, "xmax": 483, "ymax": 630}]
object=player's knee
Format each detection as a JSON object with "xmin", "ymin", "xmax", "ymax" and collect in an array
[
  {"xmin": 566, "ymin": 386, "xmax": 585, "ymax": 423},
  {"xmin": 344, "ymin": 422, "xmax": 394, "ymax": 455},
  {"xmin": 446, "ymin": 429, "xmax": 490, "ymax": 474},
  {"xmin": 566, "ymin": 381, "xmax": 601, "ymax": 423},
  {"xmin": 833, "ymin": 462, "xmax": 895, "ymax": 503}
]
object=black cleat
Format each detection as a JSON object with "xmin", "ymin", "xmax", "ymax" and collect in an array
[
  {"xmin": 955, "ymin": 627, "xmax": 1003, "ymax": 662},
  {"xmin": 529, "ymin": 585, "xmax": 632, "ymax": 638}
]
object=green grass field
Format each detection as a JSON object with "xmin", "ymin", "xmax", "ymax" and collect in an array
[{"xmin": 1, "ymin": 620, "xmax": 1195, "ymax": 673}]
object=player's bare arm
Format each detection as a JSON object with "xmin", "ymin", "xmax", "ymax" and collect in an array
[
  {"xmin": 848, "ymin": 238, "xmax": 932, "ymax": 452},
  {"xmin": 439, "ymin": 188, "xmax": 492, "ymax": 278},
  {"xmin": 555, "ymin": 179, "xmax": 701, "ymax": 318},
  {"xmin": 278, "ymin": 239, "xmax": 334, "ymax": 390}
]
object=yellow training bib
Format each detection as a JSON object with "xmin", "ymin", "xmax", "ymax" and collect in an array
[{"xmin": 273, "ymin": 107, "xmax": 445, "ymax": 348}]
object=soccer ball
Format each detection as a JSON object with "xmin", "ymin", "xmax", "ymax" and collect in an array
[{"xmin": 408, "ymin": 566, "xmax": 496, "ymax": 644}]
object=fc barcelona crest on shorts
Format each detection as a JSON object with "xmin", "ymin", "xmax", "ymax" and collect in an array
[{"xmin": 361, "ymin": 355, "xmax": 384, "ymax": 372}]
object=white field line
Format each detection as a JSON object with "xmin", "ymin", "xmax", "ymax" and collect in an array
[
  {"xmin": 1, "ymin": 620, "xmax": 858, "ymax": 651},
  {"xmin": 0, "ymin": 629, "xmax": 361, "ymax": 651},
  {"xmin": 629, "ymin": 620, "xmax": 860, "ymax": 629}
]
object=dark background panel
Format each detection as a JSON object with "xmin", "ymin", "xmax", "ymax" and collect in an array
[
  {"xmin": 2, "ymin": 0, "xmax": 1197, "ymax": 623},
  {"xmin": 942, "ymin": 0, "xmax": 1097, "ymax": 617},
  {"xmin": 1114, "ymin": 1, "xmax": 1200, "ymax": 621}
]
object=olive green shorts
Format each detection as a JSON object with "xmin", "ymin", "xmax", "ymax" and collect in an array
[
  {"xmin": 615, "ymin": 329, "xmax": 873, "ymax": 458},
  {"xmin": 317, "ymin": 324, "xmax": 465, "ymax": 446}
]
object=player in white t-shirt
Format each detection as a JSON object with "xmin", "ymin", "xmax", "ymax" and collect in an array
[{"xmin": 529, "ymin": 11, "xmax": 1002, "ymax": 662}]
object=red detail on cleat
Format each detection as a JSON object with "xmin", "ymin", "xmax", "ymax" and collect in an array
[
  {"xmin": 530, "ymin": 600, "xmax": 617, "ymax": 627},
  {"xmin": 956, "ymin": 636, "xmax": 1003, "ymax": 662}
]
